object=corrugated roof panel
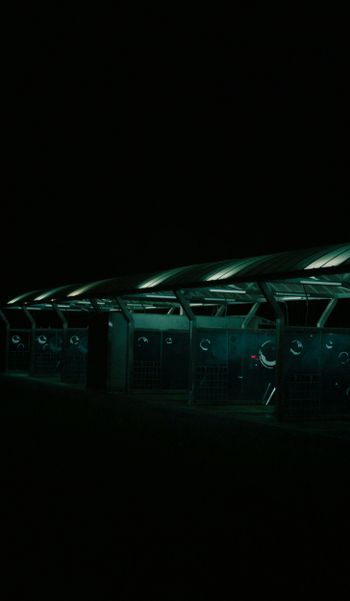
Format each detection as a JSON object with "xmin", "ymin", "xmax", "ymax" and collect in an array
[
  {"xmin": 34, "ymin": 283, "xmax": 80, "ymax": 301},
  {"xmin": 204, "ymin": 255, "xmax": 272, "ymax": 281},
  {"xmin": 320, "ymin": 246, "xmax": 350, "ymax": 268},
  {"xmin": 304, "ymin": 244, "xmax": 350, "ymax": 270},
  {"xmin": 291, "ymin": 247, "xmax": 333, "ymax": 270},
  {"xmin": 5, "ymin": 243, "xmax": 350, "ymax": 306},
  {"xmin": 7, "ymin": 289, "xmax": 43, "ymax": 305},
  {"xmin": 138, "ymin": 266, "xmax": 191, "ymax": 289},
  {"xmin": 179, "ymin": 260, "xmax": 228, "ymax": 284},
  {"xmin": 67, "ymin": 278, "xmax": 112, "ymax": 297},
  {"xmin": 237, "ymin": 253, "xmax": 290, "ymax": 277}
]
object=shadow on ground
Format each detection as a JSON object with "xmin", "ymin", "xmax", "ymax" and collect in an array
[{"xmin": 1, "ymin": 373, "xmax": 350, "ymax": 597}]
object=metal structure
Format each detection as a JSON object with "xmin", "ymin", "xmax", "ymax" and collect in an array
[
  {"xmin": 1, "ymin": 243, "xmax": 350, "ymax": 418},
  {"xmin": 0, "ymin": 305, "xmax": 89, "ymax": 385}
]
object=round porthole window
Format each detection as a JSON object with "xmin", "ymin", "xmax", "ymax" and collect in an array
[
  {"xmin": 290, "ymin": 339, "xmax": 303, "ymax": 356},
  {"xmin": 325, "ymin": 338, "xmax": 334, "ymax": 350},
  {"xmin": 38, "ymin": 335, "xmax": 47, "ymax": 345},
  {"xmin": 338, "ymin": 351, "xmax": 349, "ymax": 366},
  {"xmin": 165, "ymin": 337, "xmax": 173, "ymax": 345},
  {"xmin": 258, "ymin": 340, "xmax": 276, "ymax": 369},
  {"xmin": 200, "ymin": 338, "xmax": 211, "ymax": 352},
  {"xmin": 11, "ymin": 334, "xmax": 21, "ymax": 345},
  {"xmin": 137, "ymin": 336, "xmax": 149, "ymax": 347},
  {"xmin": 70, "ymin": 335, "xmax": 80, "ymax": 346}
]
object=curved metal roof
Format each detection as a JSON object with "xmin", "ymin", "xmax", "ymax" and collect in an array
[{"xmin": 6, "ymin": 242, "xmax": 350, "ymax": 305}]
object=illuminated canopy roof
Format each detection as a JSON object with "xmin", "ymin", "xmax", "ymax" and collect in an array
[{"xmin": 6, "ymin": 243, "xmax": 350, "ymax": 309}]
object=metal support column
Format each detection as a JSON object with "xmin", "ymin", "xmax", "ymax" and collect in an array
[
  {"xmin": 215, "ymin": 304, "xmax": 226, "ymax": 317},
  {"xmin": 241, "ymin": 302, "xmax": 260, "ymax": 329},
  {"xmin": 0, "ymin": 309, "xmax": 10, "ymax": 371},
  {"xmin": 23, "ymin": 307, "xmax": 36, "ymax": 329},
  {"xmin": 258, "ymin": 282, "xmax": 285, "ymax": 419},
  {"xmin": 52, "ymin": 304, "xmax": 68, "ymax": 377},
  {"xmin": 52, "ymin": 303, "xmax": 68, "ymax": 329},
  {"xmin": 0, "ymin": 309, "xmax": 10, "ymax": 329},
  {"xmin": 115, "ymin": 296, "xmax": 134, "ymax": 394},
  {"xmin": 174, "ymin": 290, "xmax": 196, "ymax": 405},
  {"xmin": 22, "ymin": 307, "xmax": 36, "ymax": 374},
  {"xmin": 317, "ymin": 298, "xmax": 337, "ymax": 328}
]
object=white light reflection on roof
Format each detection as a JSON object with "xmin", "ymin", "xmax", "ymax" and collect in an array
[
  {"xmin": 305, "ymin": 245, "xmax": 350, "ymax": 270},
  {"xmin": 204, "ymin": 257, "xmax": 262, "ymax": 282},
  {"xmin": 67, "ymin": 279, "xmax": 112, "ymax": 298},
  {"xmin": 138, "ymin": 267, "xmax": 186, "ymax": 289},
  {"xmin": 8, "ymin": 291, "xmax": 36, "ymax": 305}
]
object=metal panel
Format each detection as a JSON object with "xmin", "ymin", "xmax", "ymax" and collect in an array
[
  {"xmin": 281, "ymin": 328, "xmax": 322, "ymax": 417},
  {"xmin": 133, "ymin": 313, "xmax": 189, "ymax": 331},
  {"xmin": 162, "ymin": 331, "xmax": 189, "ymax": 389},
  {"xmin": 228, "ymin": 330, "xmax": 245, "ymax": 401},
  {"xmin": 108, "ymin": 312, "xmax": 129, "ymax": 393},
  {"xmin": 86, "ymin": 313, "xmax": 109, "ymax": 390},
  {"xmin": 193, "ymin": 328, "xmax": 277, "ymax": 405},
  {"xmin": 194, "ymin": 329, "xmax": 229, "ymax": 403},
  {"xmin": 8, "ymin": 329, "xmax": 32, "ymax": 371},
  {"xmin": 241, "ymin": 330, "xmax": 277, "ymax": 403},
  {"xmin": 321, "ymin": 329, "xmax": 350, "ymax": 414},
  {"xmin": 61, "ymin": 328, "xmax": 88, "ymax": 385},
  {"xmin": 31, "ymin": 329, "xmax": 63, "ymax": 376},
  {"xmin": 130, "ymin": 315, "xmax": 190, "ymax": 393},
  {"xmin": 132, "ymin": 329, "xmax": 162, "ymax": 389}
]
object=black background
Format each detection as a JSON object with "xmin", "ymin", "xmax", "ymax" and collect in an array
[
  {"xmin": 2, "ymin": 8, "xmax": 350, "ymax": 596},
  {"xmin": 3, "ymin": 6, "xmax": 349, "ymax": 299}
]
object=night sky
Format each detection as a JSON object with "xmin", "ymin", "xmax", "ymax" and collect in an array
[{"xmin": 4, "ymin": 7, "xmax": 348, "ymax": 300}]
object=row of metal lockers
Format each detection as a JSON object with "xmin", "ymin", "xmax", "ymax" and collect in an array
[{"xmin": 1, "ymin": 312, "xmax": 350, "ymax": 414}]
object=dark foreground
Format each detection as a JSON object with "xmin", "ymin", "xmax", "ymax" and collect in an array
[{"xmin": 1, "ymin": 374, "xmax": 350, "ymax": 598}]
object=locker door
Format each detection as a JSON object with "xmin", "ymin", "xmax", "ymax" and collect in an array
[
  {"xmin": 162, "ymin": 331, "xmax": 189, "ymax": 389},
  {"xmin": 132, "ymin": 330, "xmax": 162, "ymax": 389}
]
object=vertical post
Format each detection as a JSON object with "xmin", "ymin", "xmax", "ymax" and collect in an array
[
  {"xmin": 52, "ymin": 303, "xmax": 68, "ymax": 379},
  {"xmin": 23, "ymin": 306, "xmax": 36, "ymax": 329},
  {"xmin": 258, "ymin": 282, "xmax": 285, "ymax": 419},
  {"xmin": 0, "ymin": 309, "xmax": 10, "ymax": 329},
  {"xmin": 0, "ymin": 308, "xmax": 10, "ymax": 371},
  {"xmin": 115, "ymin": 296, "xmax": 133, "ymax": 394},
  {"xmin": 317, "ymin": 298, "xmax": 337, "ymax": 328},
  {"xmin": 52, "ymin": 302, "xmax": 68, "ymax": 329},
  {"xmin": 175, "ymin": 290, "xmax": 196, "ymax": 405},
  {"xmin": 22, "ymin": 307, "xmax": 36, "ymax": 375},
  {"xmin": 215, "ymin": 304, "xmax": 226, "ymax": 317},
  {"xmin": 241, "ymin": 302, "xmax": 260, "ymax": 329}
]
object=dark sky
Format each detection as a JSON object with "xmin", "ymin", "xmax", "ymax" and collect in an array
[{"xmin": 3, "ymin": 6, "xmax": 349, "ymax": 300}]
